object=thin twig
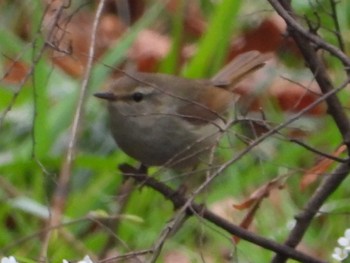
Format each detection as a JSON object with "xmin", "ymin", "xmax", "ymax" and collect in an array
[
  {"xmin": 42, "ymin": 0, "xmax": 107, "ymax": 259},
  {"xmin": 2, "ymin": 214, "xmax": 123, "ymax": 253},
  {"xmin": 0, "ymin": 3, "xmax": 58, "ymax": 129},
  {"xmin": 269, "ymin": 0, "xmax": 350, "ymax": 148},
  {"xmin": 266, "ymin": 0, "xmax": 350, "ymax": 68},
  {"xmin": 328, "ymin": 0, "xmax": 345, "ymax": 52},
  {"xmin": 289, "ymin": 139, "xmax": 347, "ymax": 163}
]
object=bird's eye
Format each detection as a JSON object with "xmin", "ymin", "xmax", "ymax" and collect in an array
[{"xmin": 132, "ymin": 92, "xmax": 144, "ymax": 102}]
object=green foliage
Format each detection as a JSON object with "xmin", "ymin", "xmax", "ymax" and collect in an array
[{"xmin": 183, "ymin": 0, "xmax": 241, "ymax": 78}]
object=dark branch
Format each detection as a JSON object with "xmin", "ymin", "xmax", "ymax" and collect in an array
[
  {"xmin": 119, "ymin": 164, "xmax": 326, "ymax": 263},
  {"xmin": 289, "ymin": 139, "xmax": 348, "ymax": 163},
  {"xmin": 267, "ymin": 0, "xmax": 350, "ymax": 68},
  {"xmin": 267, "ymin": 0, "xmax": 350, "ymax": 262}
]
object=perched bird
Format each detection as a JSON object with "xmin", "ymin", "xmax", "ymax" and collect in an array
[{"xmin": 95, "ymin": 51, "xmax": 269, "ymax": 169}]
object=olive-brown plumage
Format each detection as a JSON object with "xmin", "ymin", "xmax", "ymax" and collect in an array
[{"xmin": 95, "ymin": 51, "xmax": 269, "ymax": 168}]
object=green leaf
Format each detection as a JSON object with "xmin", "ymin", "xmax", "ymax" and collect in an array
[{"xmin": 183, "ymin": 0, "xmax": 241, "ymax": 78}]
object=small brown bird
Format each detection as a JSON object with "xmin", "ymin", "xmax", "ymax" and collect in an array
[{"xmin": 95, "ymin": 51, "xmax": 269, "ymax": 169}]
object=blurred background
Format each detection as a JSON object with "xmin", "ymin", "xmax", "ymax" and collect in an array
[{"xmin": 0, "ymin": 0, "xmax": 350, "ymax": 262}]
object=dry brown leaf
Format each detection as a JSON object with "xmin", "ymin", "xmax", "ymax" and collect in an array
[
  {"xmin": 43, "ymin": 5, "xmax": 125, "ymax": 77},
  {"xmin": 300, "ymin": 144, "xmax": 347, "ymax": 190},
  {"xmin": 2, "ymin": 60, "xmax": 29, "ymax": 84},
  {"xmin": 233, "ymin": 177, "xmax": 285, "ymax": 211},
  {"xmin": 228, "ymin": 14, "xmax": 298, "ymax": 59},
  {"xmin": 233, "ymin": 201, "xmax": 261, "ymax": 244},
  {"xmin": 232, "ymin": 176, "xmax": 285, "ymax": 243},
  {"xmin": 269, "ymin": 78, "xmax": 326, "ymax": 116}
]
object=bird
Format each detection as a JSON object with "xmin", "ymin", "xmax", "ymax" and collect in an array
[{"xmin": 94, "ymin": 51, "xmax": 269, "ymax": 169}]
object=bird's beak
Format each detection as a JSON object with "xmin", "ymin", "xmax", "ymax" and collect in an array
[{"xmin": 94, "ymin": 92, "xmax": 117, "ymax": 101}]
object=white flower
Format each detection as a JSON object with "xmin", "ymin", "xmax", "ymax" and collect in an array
[
  {"xmin": 332, "ymin": 247, "xmax": 348, "ymax": 261},
  {"xmin": 77, "ymin": 255, "xmax": 94, "ymax": 263},
  {"xmin": 62, "ymin": 255, "xmax": 94, "ymax": 263},
  {"xmin": 338, "ymin": 229, "xmax": 350, "ymax": 251},
  {"xmin": 1, "ymin": 257, "xmax": 18, "ymax": 263}
]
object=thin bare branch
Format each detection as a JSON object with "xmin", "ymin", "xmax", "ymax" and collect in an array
[
  {"xmin": 42, "ymin": 0, "xmax": 107, "ymax": 259},
  {"xmin": 329, "ymin": 0, "xmax": 345, "ymax": 52},
  {"xmin": 267, "ymin": 0, "xmax": 350, "ymax": 68},
  {"xmin": 290, "ymin": 139, "xmax": 347, "ymax": 163}
]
